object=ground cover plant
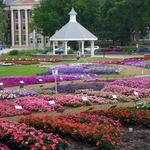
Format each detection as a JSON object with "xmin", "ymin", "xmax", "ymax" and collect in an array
[{"xmin": 19, "ymin": 113, "xmax": 123, "ymax": 150}]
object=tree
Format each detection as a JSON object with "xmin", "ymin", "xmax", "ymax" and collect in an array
[
  {"xmin": 32, "ymin": 0, "xmax": 100, "ymax": 37},
  {"xmin": 99, "ymin": 0, "xmax": 150, "ymax": 44}
]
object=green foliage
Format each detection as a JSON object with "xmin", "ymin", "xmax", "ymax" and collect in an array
[
  {"xmin": 32, "ymin": 0, "xmax": 150, "ymax": 45},
  {"xmin": 136, "ymin": 102, "xmax": 150, "ymax": 110},
  {"xmin": 8, "ymin": 50, "xmax": 19, "ymax": 55}
]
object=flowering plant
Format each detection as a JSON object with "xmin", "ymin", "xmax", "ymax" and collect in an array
[
  {"xmin": 0, "ymin": 120, "xmax": 68, "ymax": 150},
  {"xmin": 19, "ymin": 113, "xmax": 123, "ymax": 150}
]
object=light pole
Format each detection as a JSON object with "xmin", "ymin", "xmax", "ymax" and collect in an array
[{"xmin": 52, "ymin": 68, "xmax": 58, "ymax": 94}]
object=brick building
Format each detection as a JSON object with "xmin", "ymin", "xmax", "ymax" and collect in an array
[{"xmin": 3, "ymin": 0, "xmax": 50, "ymax": 49}]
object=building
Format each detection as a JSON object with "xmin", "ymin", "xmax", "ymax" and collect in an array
[{"xmin": 3, "ymin": 0, "xmax": 50, "ymax": 49}]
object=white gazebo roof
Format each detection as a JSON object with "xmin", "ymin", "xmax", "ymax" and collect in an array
[{"xmin": 50, "ymin": 8, "xmax": 97, "ymax": 41}]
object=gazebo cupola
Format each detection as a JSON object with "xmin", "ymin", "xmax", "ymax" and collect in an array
[
  {"xmin": 50, "ymin": 8, "xmax": 98, "ymax": 56},
  {"xmin": 69, "ymin": 8, "xmax": 77, "ymax": 22}
]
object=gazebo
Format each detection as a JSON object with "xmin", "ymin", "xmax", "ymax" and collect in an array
[{"xmin": 50, "ymin": 8, "xmax": 98, "ymax": 56}]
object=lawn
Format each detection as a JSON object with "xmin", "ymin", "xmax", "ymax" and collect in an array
[
  {"xmin": 0, "ymin": 65, "xmax": 47, "ymax": 77},
  {"xmin": 0, "ymin": 57, "xmax": 120, "ymax": 77}
]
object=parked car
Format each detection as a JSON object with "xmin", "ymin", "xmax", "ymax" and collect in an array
[
  {"xmin": 0, "ymin": 44, "xmax": 4, "ymax": 50},
  {"xmin": 133, "ymin": 47, "xmax": 150, "ymax": 53},
  {"xmin": 101, "ymin": 46, "xmax": 123, "ymax": 53},
  {"xmin": 84, "ymin": 45, "xmax": 99, "ymax": 51},
  {"xmin": 55, "ymin": 46, "xmax": 70, "ymax": 54}
]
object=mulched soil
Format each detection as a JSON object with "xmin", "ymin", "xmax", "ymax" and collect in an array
[{"xmin": 65, "ymin": 127, "xmax": 150, "ymax": 150}]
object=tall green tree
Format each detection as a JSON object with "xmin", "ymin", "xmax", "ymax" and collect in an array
[{"xmin": 32, "ymin": 0, "xmax": 100, "ymax": 37}]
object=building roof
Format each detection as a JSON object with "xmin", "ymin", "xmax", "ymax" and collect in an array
[
  {"xmin": 50, "ymin": 8, "xmax": 97, "ymax": 41},
  {"xmin": 3, "ymin": 0, "xmax": 40, "ymax": 5}
]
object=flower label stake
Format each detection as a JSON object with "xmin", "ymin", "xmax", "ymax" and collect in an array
[
  {"xmin": 15, "ymin": 105, "xmax": 23, "ymax": 110},
  {"xmin": 19, "ymin": 80, "xmax": 24, "ymax": 89},
  {"xmin": 128, "ymin": 127, "xmax": 133, "ymax": 133},
  {"xmin": 48, "ymin": 100, "xmax": 56, "ymax": 105},
  {"xmin": 112, "ymin": 95, "xmax": 117, "ymax": 99},
  {"xmin": 82, "ymin": 96, "xmax": 88, "ymax": 102},
  {"xmin": 133, "ymin": 91, "xmax": 139, "ymax": 96},
  {"xmin": 0, "ymin": 82, "xmax": 4, "ymax": 90}
]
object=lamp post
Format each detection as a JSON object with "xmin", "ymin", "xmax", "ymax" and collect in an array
[
  {"xmin": 52, "ymin": 68, "xmax": 58, "ymax": 94},
  {"xmin": 147, "ymin": 26, "xmax": 150, "ymax": 40}
]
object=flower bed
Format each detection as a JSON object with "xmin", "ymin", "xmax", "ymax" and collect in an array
[
  {"xmin": 0, "ymin": 100, "xmax": 29, "ymax": 117},
  {"xmin": 0, "ymin": 143, "xmax": 10, "ymax": 150},
  {"xmin": 0, "ymin": 89, "xmax": 38, "ymax": 100},
  {"xmin": 39, "ymin": 94, "xmax": 117, "ymax": 107},
  {"xmin": 102, "ymin": 85, "xmax": 150, "ymax": 98},
  {"xmin": 49, "ymin": 81, "xmax": 105, "ymax": 93},
  {"xmin": 108, "ymin": 77, "xmax": 150, "ymax": 89},
  {"xmin": 19, "ymin": 113, "xmax": 123, "ymax": 150},
  {"xmin": 0, "ymin": 57, "xmax": 62, "ymax": 63},
  {"xmin": 0, "ymin": 74, "xmax": 92, "ymax": 87},
  {"xmin": 92, "ymin": 59, "xmax": 150, "ymax": 68},
  {"xmin": 88, "ymin": 109, "xmax": 150, "ymax": 128},
  {"xmin": 75, "ymin": 89, "xmax": 138, "ymax": 102},
  {"xmin": 0, "ymin": 120, "xmax": 68, "ymax": 150},
  {"xmin": 40, "ymin": 64, "xmax": 120, "ymax": 76}
]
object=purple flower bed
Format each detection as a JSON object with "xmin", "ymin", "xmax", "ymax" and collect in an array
[
  {"xmin": 39, "ymin": 64, "xmax": 120, "ymax": 75},
  {"xmin": 49, "ymin": 82, "xmax": 105, "ymax": 93},
  {"xmin": 0, "ymin": 74, "xmax": 95, "ymax": 88}
]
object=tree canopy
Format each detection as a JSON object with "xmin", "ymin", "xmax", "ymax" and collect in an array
[{"xmin": 32, "ymin": 0, "xmax": 150, "ymax": 44}]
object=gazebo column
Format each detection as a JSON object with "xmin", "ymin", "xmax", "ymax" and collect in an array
[
  {"xmin": 91, "ymin": 41, "xmax": 95, "ymax": 57},
  {"xmin": 81, "ymin": 41, "xmax": 84, "ymax": 55},
  {"xmin": 64, "ymin": 41, "xmax": 68, "ymax": 55},
  {"xmin": 53, "ymin": 41, "xmax": 56, "ymax": 55}
]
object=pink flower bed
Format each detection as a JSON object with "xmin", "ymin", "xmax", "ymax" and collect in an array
[
  {"xmin": 108, "ymin": 77, "xmax": 150, "ymax": 89},
  {"xmin": 0, "ymin": 119, "xmax": 68, "ymax": 150},
  {"xmin": 0, "ymin": 144, "xmax": 10, "ymax": 150},
  {"xmin": 102, "ymin": 85, "xmax": 150, "ymax": 98},
  {"xmin": 0, "ymin": 100, "xmax": 29, "ymax": 117},
  {"xmin": 14, "ymin": 96, "xmax": 53, "ymax": 112},
  {"xmin": 39, "ymin": 94, "xmax": 118, "ymax": 106}
]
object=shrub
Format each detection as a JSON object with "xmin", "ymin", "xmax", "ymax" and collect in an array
[{"xmin": 8, "ymin": 50, "xmax": 18, "ymax": 55}]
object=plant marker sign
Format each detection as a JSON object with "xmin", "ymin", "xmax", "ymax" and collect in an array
[
  {"xmin": 112, "ymin": 95, "xmax": 117, "ymax": 99},
  {"xmin": 134, "ymin": 91, "xmax": 139, "ymax": 96},
  {"xmin": 15, "ymin": 105, "xmax": 23, "ymax": 110},
  {"xmin": 82, "ymin": 96, "xmax": 88, "ymax": 102},
  {"xmin": 48, "ymin": 100, "xmax": 55, "ymax": 105}
]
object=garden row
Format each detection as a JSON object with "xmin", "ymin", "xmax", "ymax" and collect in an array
[
  {"xmin": 92, "ymin": 59, "xmax": 150, "ymax": 68},
  {"xmin": 0, "ymin": 94, "xmax": 117, "ymax": 117},
  {"xmin": 0, "ymin": 57, "xmax": 62, "ymax": 64}
]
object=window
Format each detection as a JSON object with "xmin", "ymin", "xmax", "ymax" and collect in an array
[
  {"xmin": 22, "ymin": 23, "xmax": 26, "ymax": 30},
  {"xmin": 22, "ymin": 11, "xmax": 25, "ymax": 19},
  {"xmin": 15, "ymin": 11, "xmax": 18, "ymax": 19},
  {"xmin": 15, "ymin": 23, "xmax": 18, "ymax": 30},
  {"xmin": 8, "ymin": 13, "xmax": 10, "ymax": 19},
  {"xmin": 16, "ymin": 35, "xmax": 19, "ymax": 42},
  {"xmin": 22, "ymin": 35, "xmax": 26, "ymax": 42},
  {"xmin": 37, "ymin": 38, "xmax": 41, "ymax": 43}
]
